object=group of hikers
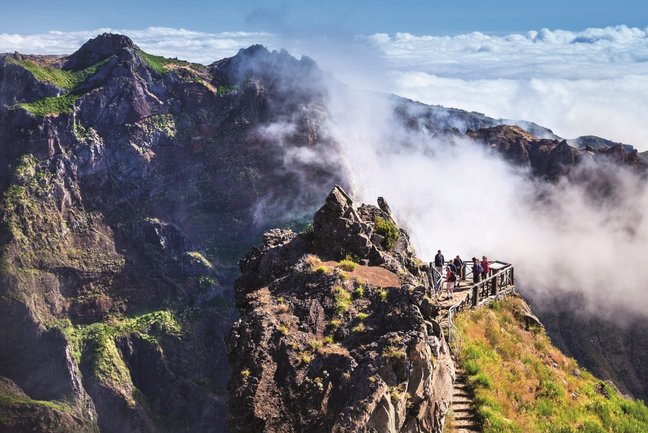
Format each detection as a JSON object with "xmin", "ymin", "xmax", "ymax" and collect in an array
[{"xmin": 432, "ymin": 250, "xmax": 491, "ymax": 300}]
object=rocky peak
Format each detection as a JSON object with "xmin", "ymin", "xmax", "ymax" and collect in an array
[
  {"xmin": 64, "ymin": 33, "xmax": 136, "ymax": 70},
  {"xmin": 228, "ymin": 186, "xmax": 453, "ymax": 433},
  {"xmin": 210, "ymin": 44, "xmax": 324, "ymax": 100}
]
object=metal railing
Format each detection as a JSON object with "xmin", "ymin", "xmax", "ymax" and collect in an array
[
  {"xmin": 445, "ymin": 263, "xmax": 516, "ymax": 353},
  {"xmin": 430, "ymin": 267, "xmax": 444, "ymax": 294}
]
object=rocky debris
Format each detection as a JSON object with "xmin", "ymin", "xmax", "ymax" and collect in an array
[
  {"xmin": 228, "ymin": 186, "xmax": 454, "ymax": 433},
  {"xmin": 510, "ymin": 294, "xmax": 543, "ymax": 330}
]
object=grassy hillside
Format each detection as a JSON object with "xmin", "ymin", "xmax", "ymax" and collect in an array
[{"xmin": 453, "ymin": 296, "xmax": 648, "ymax": 433}]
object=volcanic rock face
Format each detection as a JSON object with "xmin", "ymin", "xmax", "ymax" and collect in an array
[
  {"xmin": 0, "ymin": 34, "xmax": 345, "ymax": 432},
  {"xmin": 466, "ymin": 125, "xmax": 647, "ymax": 178},
  {"xmin": 228, "ymin": 186, "xmax": 454, "ymax": 433}
]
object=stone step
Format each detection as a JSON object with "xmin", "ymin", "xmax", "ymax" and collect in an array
[
  {"xmin": 454, "ymin": 428, "xmax": 480, "ymax": 433},
  {"xmin": 452, "ymin": 395, "xmax": 472, "ymax": 401},
  {"xmin": 454, "ymin": 419, "xmax": 480, "ymax": 424}
]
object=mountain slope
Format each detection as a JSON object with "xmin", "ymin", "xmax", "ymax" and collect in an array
[
  {"xmin": 0, "ymin": 33, "xmax": 345, "ymax": 433},
  {"xmin": 452, "ymin": 297, "xmax": 648, "ymax": 433}
]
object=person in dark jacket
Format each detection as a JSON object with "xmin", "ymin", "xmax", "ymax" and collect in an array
[
  {"xmin": 453, "ymin": 255, "xmax": 464, "ymax": 282},
  {"xmin": 472, "ymin": 257, "xmax": 483, "ymax": 284},
  {"xmin": 434, "ymin": 250, "xmax": 444, "ymax": 275}
]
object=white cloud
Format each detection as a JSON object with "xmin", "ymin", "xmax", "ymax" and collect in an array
[{"xmin": 364, "ymin": 25, "xmax": 648, "ymax": 150}]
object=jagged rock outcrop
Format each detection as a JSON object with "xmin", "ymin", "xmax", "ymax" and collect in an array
[
  {"xmin": 466, "ymin": 125, "xmax": 647, "ymax": 178},
  {"xmin": 228, "ymin": 186, "xmax": 454, "ymax": 433}
]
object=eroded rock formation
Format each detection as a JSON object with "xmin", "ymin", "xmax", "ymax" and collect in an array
[{"xmin": 228, "ymin": 186, "xmax": 454, "ymax": 433}]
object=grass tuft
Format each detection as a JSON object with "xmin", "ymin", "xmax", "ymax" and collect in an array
[
  {"xmin": 338, "ymin": 259, "xmax": 357, "ymax": 272},
  {"xmin": 333, "ymin": 285, "xmax": 352, "ymax": 314},
  {"xmin": 374, "ymin": 216, "xmax": 400, "ymax": 250}
]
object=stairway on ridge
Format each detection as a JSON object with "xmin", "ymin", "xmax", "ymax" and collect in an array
[{"xmin": 447, "ymin": 367, "xmax": 481, "ymax": 433}]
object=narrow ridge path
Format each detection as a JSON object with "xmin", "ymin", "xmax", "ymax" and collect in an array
[{"xmin": 449, "ymin": 367, "xmax": 481, "ymax": 433}]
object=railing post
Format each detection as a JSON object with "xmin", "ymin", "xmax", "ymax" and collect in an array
[
  {"xmin": 491, "ymin": 277, "xmax": 497, "ymax": 296},
  {"xmin": 511, "ymin": 267, "xmax": 514, "ymax": 285},
  {"xmin": 472, "ymin": 285, "xmax": 479, "ymax": 307}
]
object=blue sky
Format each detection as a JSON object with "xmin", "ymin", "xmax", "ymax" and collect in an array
[{"xmin": 2, "ymin": 0, "xmax": 647, "ymax": 35}]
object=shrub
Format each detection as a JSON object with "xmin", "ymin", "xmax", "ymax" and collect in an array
[
  {"xmin": 338, "ymin": 259, "xmax": 357, "ymax": 272},
  {"xmin": 374, "ymin": 216, "xmax": 400, "ymax": 250},
  {"xmin": 383, "ymin": 345, "xmax": 406, "ymax": 359},
  {"xmin": 333, "ymin": 286, "xmax": 352, "ymax": 314},
  {"xmin": 352, "ymin": 323, "xmax": 366, "ymax": 333}
]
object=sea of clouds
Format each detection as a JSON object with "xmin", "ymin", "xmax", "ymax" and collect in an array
[{"xmin": 2, "ymin": 25, "xmax": 648, "ymax": 150}]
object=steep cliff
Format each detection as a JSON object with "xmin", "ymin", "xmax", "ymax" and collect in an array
[
  {"xmin": 0, "ymin": 33, "xmax": 345, "ymax": 432},
  {"xmin": 228, "ymin": 186, "xmax": 454, "ymax": 433}
]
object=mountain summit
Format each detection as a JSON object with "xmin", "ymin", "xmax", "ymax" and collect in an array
[{"xmin": 64, "ymin": 33, "xmax": 136, "ymax": 70}]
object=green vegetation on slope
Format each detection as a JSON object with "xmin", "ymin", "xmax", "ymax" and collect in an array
[
  {"xmin": 374, "ymin": 216, "xmax": 400, "ymax": 250},
  {"xmin": 10, "ymin": 56, "xmax": 111, "ymax": 116},
  {"xmin": 19, "ymin": 94, "xmax": 79, "ymax": 116},
  {"xmin": 10, "ymin": 57, "xmax": 111, "ymax": 90},
  {"xmin": 137, "ymin": 49, "xmax": 203, "ymax": 75},
  {"xmin": 56, "ymin": 310, "xmax": 182, "ymax": 384},
  {"xmin": 454, "ymin": 296, "xmax": 648, "ymax": 433}
]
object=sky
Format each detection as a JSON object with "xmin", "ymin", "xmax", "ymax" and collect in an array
[
  {"xmin": 1, "ymin": 2, "xmax": 648, "ymax": 149},
  {"xmin": 2, "ymin": 0, "xmax": 648, "ymax": 35}
]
